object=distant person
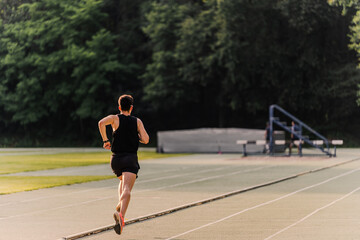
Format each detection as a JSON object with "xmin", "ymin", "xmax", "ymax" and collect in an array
[
  {"xmin": 289, "ymin": 121, "xmax": 299, "ymax": 156},
  {"xmin": 264, "ymin": 122, "xmax": 270, "ymax": 153},
  {"xmin": 98, "ymin": 94, "xmax": 149, "ymax": 235}
]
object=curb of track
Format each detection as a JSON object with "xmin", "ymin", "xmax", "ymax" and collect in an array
[{"xmin": 62, "ymin": 157, "xmax": 360, "ymax": 240}]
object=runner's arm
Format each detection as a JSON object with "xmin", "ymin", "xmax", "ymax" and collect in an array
[
  {"xmin": 98, "ymin": 115, "xmax": 115, "ymax": 149},
  {"xmin": 137, "ymin": 118, "xmax": 149, "ymax": 144}
]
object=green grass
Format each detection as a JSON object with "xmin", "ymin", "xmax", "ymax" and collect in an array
[
  {"xmin": 0, "ymin": 151, "xmax": 189, "ymax": 174},
  {"xmin": 0, "ymin": 175, "xmax": 114, "ymax": 194},
  {"xmin": 0, "ymin": 151, "xmax": 30, "ymax": 153},
  {"xmin": 0, "ymin": 151, "xmax": 190, "ymax": 194}
]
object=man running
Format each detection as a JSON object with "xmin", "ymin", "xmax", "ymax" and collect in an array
[{"xmin": 98, "ymin": 94, "xmax": 149, "ymax": 235}]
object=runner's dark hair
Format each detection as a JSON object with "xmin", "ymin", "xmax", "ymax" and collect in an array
[{"xmin": 118, "ymin": 95, "xmax": 134, "ymax": 111}]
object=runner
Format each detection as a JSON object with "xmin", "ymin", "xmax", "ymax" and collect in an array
[{"xmin": 98, "ymin": 94, "xmax": 149, "ymax": 235}]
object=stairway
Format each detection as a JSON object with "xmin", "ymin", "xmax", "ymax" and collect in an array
[{"xmin": 269, "ymin": 104, "xmax": 332, "ymax": 157}]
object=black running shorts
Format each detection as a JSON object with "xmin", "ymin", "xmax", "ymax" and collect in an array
[{"xmin": 111, "ymin": 153, "xmax": 140, "ymax": 177}]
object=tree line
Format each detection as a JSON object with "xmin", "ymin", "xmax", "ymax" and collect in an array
[{"xmin": 0, "ymin": 0, "xmax": 360, "ymax": 147}]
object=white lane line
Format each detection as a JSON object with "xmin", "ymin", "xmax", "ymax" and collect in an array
[
  {"xmin": 139, "ymin": 166, "xmax": 193, "ymax": 177},
  {"xmin": 136, "ymin": 165, "xmax": 273, "ymax": 193},
  {"xmin": 0, "ymin": 197, "xmax": 114, "ymax": 221},
  {"xmin": 0, "ymin": 165, "xmax": 230, "ymax": 206},
  {"xmin": 137, "ymin": 165, "xmax": 233, "ymax": 184},
  {"xmin": 264, "ymin": 185, "xmax": 360, "ymax": 240},
  {"xmin": 0, "ymin": 183, "xmax": 114, "ymax": 207},
  {"xmin": 164, "ymin": 167, "xmax": 360, "ymax": 240},
  {"xmin": 0, "ymin": 165, "xmax": 269, "ymax": 220}
]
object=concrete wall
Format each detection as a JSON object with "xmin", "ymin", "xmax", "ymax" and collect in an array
[{"xmin": 157, "ymin": 128, "xmax": 285, "ymax": 153}]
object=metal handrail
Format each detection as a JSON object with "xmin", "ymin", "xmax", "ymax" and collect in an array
[{"xmin": 269, "ymin": 104, "xmax": 331, "ymax": 156}]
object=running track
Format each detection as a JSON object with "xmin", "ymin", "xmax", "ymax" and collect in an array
[{"xmin": 0, "ymin": 148, "xmax": 359, "ymax": 240}]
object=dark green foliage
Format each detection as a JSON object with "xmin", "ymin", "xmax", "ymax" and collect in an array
[
  {"xmin": 0, "ymin": 0, "xmax": 144, "ymax": 145},
  {"xmin": 0, "ymin": 0, "xmax": 359, "ymax": 146},
  {"xmin": 143, "ymin": 0, "xmax": 360, "ymax": 132},
  {"xmin": 3, "ymin": 0, "xmax": 119, "ymax": 121}
]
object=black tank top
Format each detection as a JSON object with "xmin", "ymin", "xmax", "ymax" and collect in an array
[{"xmin": 111, "ymin": 114, "xmax": 139, "ymax": 154}]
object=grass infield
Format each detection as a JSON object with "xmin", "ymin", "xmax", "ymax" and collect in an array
[
  {"xmin": 0, "ymin": 151, "xmax": 189, "ymax": 194},
  {"xmin": 0, "ymin": 175, "xmax": 114, "ymax": 194},
  {"xmin": 0, "ymin": 151, "xmax": 189, "ymax": 174}
]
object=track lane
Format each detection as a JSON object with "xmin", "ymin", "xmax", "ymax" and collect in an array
[
  {"xmin": 1, "ymin": 152, "xmax": 359, "ymax": 240},
  {"xmin": 81, "ymin": 159, "xmax": 360, "ymax": 240}
]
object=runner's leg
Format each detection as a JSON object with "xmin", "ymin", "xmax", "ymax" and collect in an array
[
  {"xmin": 120, "ymin": 172, "xmax": 137, "ymax": 218},
  {"xmin": 113, "ymin": 176, "xmax": 125, "ymax": 235},
  {"xmin": 116, "ymin": 176, "xmax": 123, "ymax": 212},
  {"xmin": 289, "ymin": 142, "xmax": 292, "ymax": 156}
]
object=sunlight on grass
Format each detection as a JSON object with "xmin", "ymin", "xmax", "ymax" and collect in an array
[
  {"xmin": 0, "ymin": 175, "xmax": 114, "ymax": 194},
  {"xmin": 0, "ymin": 151, "xmax": 190, "ymax": 174},
  {"xmin": 0, "ymin": 151, "xmax": 190, "ymax": 194}
]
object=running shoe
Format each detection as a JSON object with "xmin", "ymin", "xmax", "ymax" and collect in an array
[{"xmin": 113, "ymin": 211, "xmax": 124, "ymax": 234}]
